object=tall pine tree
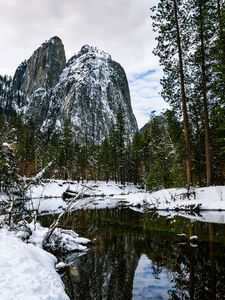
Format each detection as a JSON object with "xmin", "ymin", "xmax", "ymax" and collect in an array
[{"xmin": 152, "ymin": 0, "xmax": 192, "ymax": 187}]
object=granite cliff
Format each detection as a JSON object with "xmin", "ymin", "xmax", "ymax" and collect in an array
[{"xmin": 0, "ymin": 37, "xmax": 138, "ymax": 142}]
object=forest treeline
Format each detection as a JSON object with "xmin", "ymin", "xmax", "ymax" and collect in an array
[
  {"xmin": 0, "ymin": 104, "xmax": 221, "ymax": 193},
  {"xmin": 151, "ymin": 0, "xmax": 225, "ymax": 187},
  {"xmin": 1, "ymin": 0, "xmax": 225, "ymax": 191},
  {"xmin": 0, "ymin": 106, "xmax": 185, "ymax": 191}
]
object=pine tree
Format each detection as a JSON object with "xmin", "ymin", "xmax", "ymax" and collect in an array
[
  {"xmin": 152, "ymin": 0, "xmax": 192, "ymax": 187},
  {"xmin": 187, "ymin": 0, "xmax": 215, "ymax": 186},
  {"xmin": 99, "ymin": 138, "xmax": 110, "ymax": 182},
  {"xmin": 130, "ymin": 132, "xmax": 144, "ymax": 185},
  {"xmin": 0, "ymin": 144, "xmax": 18, "ymax": 193},
  {"xmin": 45, "ymin": 131, "xmax": 61, "ymax": 178},
  {"xmin": 144, "ymin": 112, "xmax": 185, "ymax": 190},
  {"xmin": 115, "ymin": 105, "xmax": 126, "ymax": 184},
  {"xmin": 211, "ymin": 1, "xmax": 225, "ymax": 183},
  {"xmin": 16, "ymin": 120, "xmax": 42, "ymax": 176},
  {"xmin": 108, "ymin": 123, "xmax": 118, "ymax": 182},
  {"xmin": 58, "ymin": 118, "xmax": 75, "ymax": 180},
  {"xmin": 0, "ymin": 117, "xmax": 18, "ymax": 193}
]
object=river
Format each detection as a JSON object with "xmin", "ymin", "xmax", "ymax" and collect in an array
[{"xmin": 40, "ymin": 208, "xmax": 225, "ymax": 300}]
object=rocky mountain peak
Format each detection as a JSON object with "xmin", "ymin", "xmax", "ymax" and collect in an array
[
  {"xmin": 12, "ymin": 36, "xmax": 66, "ymax": 106},
  {"xmin": 78, "ymin": 44, "xmax": 111, "ymax": 59},
  {"xmin": 1, "ymin": 38, "xmax": 138, "ymax": 143},
  {"xmin": 43, "ymin": 44, "xmax": 138, "ymax": 142},
  {"xmin": 11, "ymin": 37, "xmax": 66, "ymax": 125}
]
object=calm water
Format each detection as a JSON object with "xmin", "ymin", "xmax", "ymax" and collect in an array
[{"xmin": 40, "ymin": 208, "xmax": 225, "ymax": 300}]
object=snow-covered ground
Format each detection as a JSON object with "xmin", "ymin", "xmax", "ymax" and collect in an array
[
  {"xmin": 26, "ymin": 179, "xmax": 141, "ymax": 199},
  {"xmin": 2, "ymin": 179, "xmax": 225, "ymax": 223},
  {"xmin": 0, "ymin": 228, "xmax": 69, "ymax": 300},
  {"xmin": 14, "ymin": 180, "xmax": 225, "ymax": 224},
  {"xmin": 24, "ymin": 180, "xmax": 143, "ymax": 214},
  {"xmin": 23, "ymin": 180, "xmax": 225, "ymax": 213},
  {"xmin": 0, "ymin": 220, "xmax": 90, "ymax": 300},
  {"xmin": 122, "ymin": 185, "xmax": 225, "ymax": 211},
  {"xmin": 1, "ymin": 181, "xmax": 225, "ymax": 298}
]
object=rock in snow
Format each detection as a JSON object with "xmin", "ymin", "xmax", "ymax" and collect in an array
[
  {"xmin": 189, "ymin": 235, "xmax": 198, "ymax": 241},
  {"xmin": 44, "ymin": 228, "xmax": 91, "ymax": 253}
]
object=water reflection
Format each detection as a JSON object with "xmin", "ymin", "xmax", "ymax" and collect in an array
[
  {"xmin": 132, "ymin": 254, "xmax": 172, "ymax": 299},
  {"xmin": 40, "ymin": 209, "xmax": 225, "ymax": 300}
]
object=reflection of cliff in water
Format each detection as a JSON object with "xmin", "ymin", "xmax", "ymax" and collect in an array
[{"xmin": 40, "ymin": 208, "xmax": 225, "ymax": 300}]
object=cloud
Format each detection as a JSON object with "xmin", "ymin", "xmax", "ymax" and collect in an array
[
  {"xmin": 129, "ymin": 69, "xmax": 170, "ymax": 128},
  {"xmin": 0, "ymin": 0, "xmax": 159, "ymax": 75}
]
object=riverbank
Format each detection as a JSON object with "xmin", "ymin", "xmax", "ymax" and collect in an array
[
  {"xmin": 0, "ymin": 227, "xmax": 69, "ymax": 300},
  {"xmin": 1, "ymin": 180, "xmax": 225, "ymax": 298},
  {"xmin": 23, "ymin": 180, "xmax": 225, "ymax": 213},
  {"xmin": 0, "ymin": 216, "xmax": 90, "ymax": 299}
]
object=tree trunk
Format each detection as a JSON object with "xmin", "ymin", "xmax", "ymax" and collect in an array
[
  {"xmin": 217, "ymin": 0, "xmax": 222, "ymax": 33},
  {"xmin": 199, "ymin": 2, "xmax": 212, "ymax": 186},
  {"xmin": 173, "ymin": 0, "xmax": 192, "ymax": 187}
]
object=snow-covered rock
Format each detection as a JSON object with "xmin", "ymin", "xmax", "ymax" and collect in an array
[
  {"xmin": 43, "ymin": 43, "xmax": 138, "ymax": 142},
  {"xmin": 44, "ymin": 228, "xmax": 91, "ymax": 253}
]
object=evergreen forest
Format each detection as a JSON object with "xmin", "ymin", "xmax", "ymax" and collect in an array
[{"xmin": 1, "ymin": 0, "xmax": 225, "ymax": 191}]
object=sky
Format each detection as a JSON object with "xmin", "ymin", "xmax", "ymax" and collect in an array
[{"xmin": 0, "ymin": 0, "xmax": 169, "ymax": 128}]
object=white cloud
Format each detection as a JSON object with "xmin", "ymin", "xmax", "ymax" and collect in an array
[
  {"xmin": 129, "ymin": 69, "xmax": 170, "ymax": 128},
  {"xmin": 0, "ymin": 0, "xmax": 168, "ymax": 128},
  {"xmin": 0, "ymin": 0, "xmax": 159, "ymax": 75}
]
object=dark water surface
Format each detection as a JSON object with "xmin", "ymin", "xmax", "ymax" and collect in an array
[{"xmin": 40, "ymin": 208, "xmax": 225, "ymax": 300}]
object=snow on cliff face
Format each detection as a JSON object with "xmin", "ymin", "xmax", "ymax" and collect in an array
[
  {"xmin": 1, "ymin": 37, "xmax": 138, "ymax": 142},
  {"xmin": 13, "ymin": 36, "xmax": 66, "ymax": 99},
  {"xmin": 12, "ymin": 36, "xmax": 66, "ymax": 125},
  {"xmin": 43, "ymin": 44, "xmax": 138, "ymax": 142}
]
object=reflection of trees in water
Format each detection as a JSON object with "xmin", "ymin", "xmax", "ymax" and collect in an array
[
  {"xmin": 42, "ymin": 209, "xmax": 225, "ymax": 300},
  {"xmin": 63, "ymin": 232, "xmax": 140, "ymax": 300},
  {"xmin": 143, "ymin": 232, "xmax": 225, "ymax": 300}
]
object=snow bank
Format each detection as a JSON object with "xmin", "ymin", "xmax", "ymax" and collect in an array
[
  {"xmin": 67, "ymin": 186, "xmax": 225, "ymax": 215},
  {"xmin": 27, "ymin": 221, "xmax": 90, "ymax": 253},
  {"xmin": 0, "ymin": 229, "xmax": 69, "ymax": 300},
  {"xmin": 26, "ymin": 180, "xmax": 142, "ymax": 199},
  {"xmin": 156, "ymin": 210, "xmax": 225, "ymax": 224},
  {"xmin": 126, "ymin": 186, "xmax": 225, "ymax": 211},
  {"xmin": 26, "ymin": 197, "xmax": 67, "ymax": 214},
  {"xmin": 7, "ymin": 179, "xmax": 225, "ymax": 216},
  {"xmin": 24, "ymin": 180, "xmax": 143, "ymax": 214}
]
